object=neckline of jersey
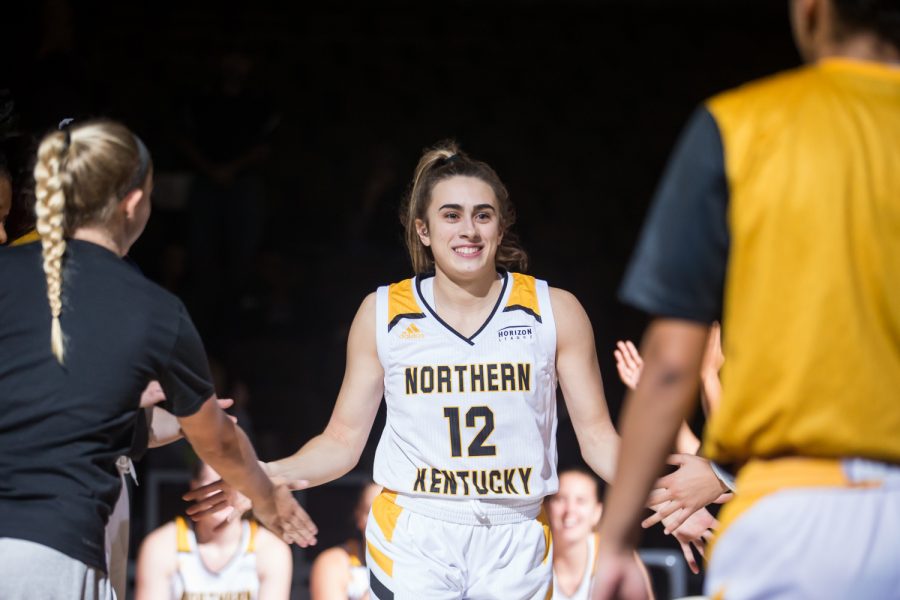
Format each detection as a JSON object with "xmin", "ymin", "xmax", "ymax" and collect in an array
[
  {"xmin": 187, "ymin": 518, "xmax": 252, "ymax": 578},
  {"xmin": 414, "ymin": 270, "xmax": 510, "ymax": 346},
  {"xmin": 817, "ymin": 57, "xmax": 900, "ymax": 82}
]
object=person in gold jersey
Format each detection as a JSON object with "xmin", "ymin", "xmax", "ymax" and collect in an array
[{"xmin": 593, "ymin": 1, "xmax": 900, "ymax": 598}]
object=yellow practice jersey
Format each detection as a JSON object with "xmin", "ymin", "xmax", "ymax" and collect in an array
[{"xmin": 621, "ymin": 59, "xmax": 900, "ymax": 465}]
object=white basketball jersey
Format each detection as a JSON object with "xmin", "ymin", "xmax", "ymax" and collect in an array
[
  {"xmin": 172, "ymin": 516, "xmax": 259, "ymax": 600},
  {"xmin": 373, "ymin": 271, "xmax": 559, "ymax": 523},
  {"xmin": 553, "ymin": 532, "xmax": 599, "ymax": 600}
]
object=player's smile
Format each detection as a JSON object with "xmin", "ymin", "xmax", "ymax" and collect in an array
[{"xmin": 417, "ymin": 175, "xmax": 502, "ymax": 278}]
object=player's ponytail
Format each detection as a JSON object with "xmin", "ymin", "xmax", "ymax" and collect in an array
[{"xmin": 401, "ymin": 140, "xmax": 528, "ymax": 274}]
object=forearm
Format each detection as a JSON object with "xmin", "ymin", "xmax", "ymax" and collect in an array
[
  {"xmin": 576, "ymin": 425, "xmax": 620, "ymax": 484},
  {"xmin": 600, "ymin": 320, "xmax": 707, "ymax": 550},
  {"xmin": 267, "ymin": 427, "xmax": 362, "ymax": 487},
  {"xmin": 192, "ymin": 422, "xmax": 274, "ymax": 506}
]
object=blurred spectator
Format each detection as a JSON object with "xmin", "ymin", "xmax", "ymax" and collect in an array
[{"xmin": 135, "ymin": 461, "xmax": 292, "ymax": 600}]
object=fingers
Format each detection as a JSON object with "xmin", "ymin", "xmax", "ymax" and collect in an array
[
  {"xmin": 646, "ymin": 487, "xmax": 672, "ymax": 507},
  {"xmin": 287, "ymin": 479, "xmax": 311, "ymax": 491},
  {"xmin": 622, "ymin": 340, "xmax": 642, "ymax": 366},
  {"xmin": 662, "ymin": 507, "xmax": 690, "ymax": 535},
  {"xmin": 216, "ymin": 398, "xmax": 235, "ymax": 409},
  {"xmin": 641, "ymin": 510, "xmax": 664, "ymax": 529},
  {"xmin": 182, "ymin": 480, "xmax": 226, "ymax": 501},
  {"xmin": 665, "ymin": 454, "xmax": 686, "ymax": 467},
  {"xmin": 280, "ymin": 510, "xmax": 318, "ymax": 547},
  {"xmin": 186, "ymin": 495, "xmax": 229, "ymax": 520},
  {"xmin": 678, "ymin": 540, "xmax": 699, "ymax": 575},
  {"xmin": 692, "ymin": 538, "xmax": 706, "ymax": 560}
]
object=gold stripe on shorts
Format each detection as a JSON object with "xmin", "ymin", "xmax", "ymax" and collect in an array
[
  {"xmin": 537, "ymin": 506, "xmax": 552, "ymax": 565},
  {"xmin": 373, "ymin": 490, "xmax": 403, "ymax": 542},
  {"xmin": 367, "ymin": 540, "xmax": 394, "ymax": 577}
]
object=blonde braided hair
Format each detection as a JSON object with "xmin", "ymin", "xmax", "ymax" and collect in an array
[{"xmin": 33, "ymin": 132, "xmax": 69, "ymax": 363}]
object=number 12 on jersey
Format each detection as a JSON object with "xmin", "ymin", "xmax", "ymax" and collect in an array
[{"xmin": 443, "ymin": 406, "xmax": 497, "ymax": 457}]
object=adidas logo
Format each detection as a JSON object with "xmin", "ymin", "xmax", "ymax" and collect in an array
[{"xmin": 399, "ymin": 323, "xmax": 425, "ymax": 339}]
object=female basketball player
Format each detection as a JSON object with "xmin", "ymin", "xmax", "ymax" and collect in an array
[
  {"xmin": 547, "ymin": 469, "xmax": 653, "ymax": 600},
  {"xmin": 0, "ymin": 120, "xmax": 314, "ymax": 600},
  {"xmin": 187, "ymin": 142, "xmax": 714, "ymax": 599}
]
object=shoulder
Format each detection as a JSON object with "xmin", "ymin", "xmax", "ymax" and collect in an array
[
  {"xmin": 548, "ymin": 287, "xmax": 588, "ymax": 322},
  {"xmin": 136, "ymin": 521, "xmax": 178, "ymax": 569},
  {"xmin": 548, "ymin": 287, "xmax": 580, "ymax": 310},
  {"xmin": 548, "ymin": 287, "xmax": 595, "ymax": 345},
  {"xmin": 140, "ymin": 520, "xmax": 178, "ymax": 550},
  {"xmin": 311, "ymin": 545, "xmax": 352, "ymax": 573},
  {"xmin": 707, "ymin": 65, "xmax": 821, "ymax": 124},
  {"xmin": 254, "ymin": 523, "xmax": 291, "ymax": 556}
]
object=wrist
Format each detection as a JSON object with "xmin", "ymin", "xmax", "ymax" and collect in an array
[{"xmin": 709, "ymin": 461, "xmax": 737, "ymax": 493}]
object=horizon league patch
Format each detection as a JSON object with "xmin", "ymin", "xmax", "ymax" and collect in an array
[{"xmin": 497, "ymin": 324, "xmax": 533, "ymax": 341}]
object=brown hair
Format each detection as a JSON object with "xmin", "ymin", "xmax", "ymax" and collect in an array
[
  {"xmin": 400, "ymin": 140, "xmax": 528, "ymax": 274},
  {"xmin": 33, "ymin": 120, "xmax": 152, "ymax": 363}
]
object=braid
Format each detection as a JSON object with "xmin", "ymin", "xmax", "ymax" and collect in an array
[{"xmin": 33, "ymin": 132, "xmax": 69, "ymax": 363}]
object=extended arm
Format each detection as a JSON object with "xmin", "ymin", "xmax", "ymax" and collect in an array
[
  {"xmin": 552, "ymin": 288, "xmax": 620, "ymax": 482},
  {"xmin": 266, "ymin": 293, "xmax": 385, "ymax": 486},
  {"xmin": 178, "ymin": 398, "xmax": 316, "ymax": 545},
  {"xmin": 592, "ymin": 319, "xmax": 708, "ymax": 599}
]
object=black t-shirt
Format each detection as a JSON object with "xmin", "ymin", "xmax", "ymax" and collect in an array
[{"xmin": 0, "ymin": 239, "xmax": 213, "ymax": 572}]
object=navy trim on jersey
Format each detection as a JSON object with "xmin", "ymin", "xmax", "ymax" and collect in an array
[
  {"xmin": 387, "ymin": 312, "xmax": 426, "ymax": 332},
  {"xmin": 414, "ymin": 270, "xmax": 510, "ymax": 346},
  {"xmin": 370, "ymin": 571, "xmax": 394, "ymax": 600},
  {"xmin": 503, "ymin": 304, "xmax": 542, "ymax": 323}
]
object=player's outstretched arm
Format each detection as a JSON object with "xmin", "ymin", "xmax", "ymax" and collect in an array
[
  {"xmin": 266, "ymin": 292, "xmax": 385, "ymax": 487},
  {"xmin": 593, "ymin": 319, "xmax": 708, "ymax": 598},
  {"xmin": 552, "ymin": 288, "xmax": 620, "ymax": 482}
]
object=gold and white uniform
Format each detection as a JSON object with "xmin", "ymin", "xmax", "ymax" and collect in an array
[
  {"xmin": 367, "ymin": 271, "xmax": 557, "ymax": 599},
  {"xmin": 172, "ymin": 516, "xmax": 259, "ymax": 600}
]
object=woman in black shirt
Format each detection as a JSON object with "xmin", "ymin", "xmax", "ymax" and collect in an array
[{"xmin": 0, "ymin": 120, "xmax": 315, "ymax": 599}]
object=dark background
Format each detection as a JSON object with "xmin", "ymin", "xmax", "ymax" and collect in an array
[{"xmin": 2, "ymin": 1, "xmax": 798, "ymax": 597}]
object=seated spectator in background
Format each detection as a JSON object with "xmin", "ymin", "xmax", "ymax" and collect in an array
[
  {"xmin": 547, "ymin": 469, "xmax": 653, "ymax": 600},
  {"xmin": 309, "ymin": 482, "xmax": 381, "ymax": 600},
  {"xmin": 136, "ymin": 461, "xmax": 292, "ymax": 600}
]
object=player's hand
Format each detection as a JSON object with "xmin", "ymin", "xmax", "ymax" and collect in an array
[
  {"xmin": 644, "ymin": 454, "xmax": 730, "ymax": 533},
  {"xmin": 140, "ymin": 381, "xmax": 166, "ymax": 408},
  {"xmin": 667, "ymin": 507, "xmax": 718, "ymax": 574},
  {"xmin": 183, "ymin": 471, "xmax": 310, "ymax": 530},
  {"xmin": 614, "ymin": 340, "xmax": 643, "ymax": 391},
  {"xmin": 590, "ymin": 543, "xmax": 651, "ymax": 600},
  {"xmin": 253, "ymin": 480, "xmax": 319, "ymax": 547}
]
